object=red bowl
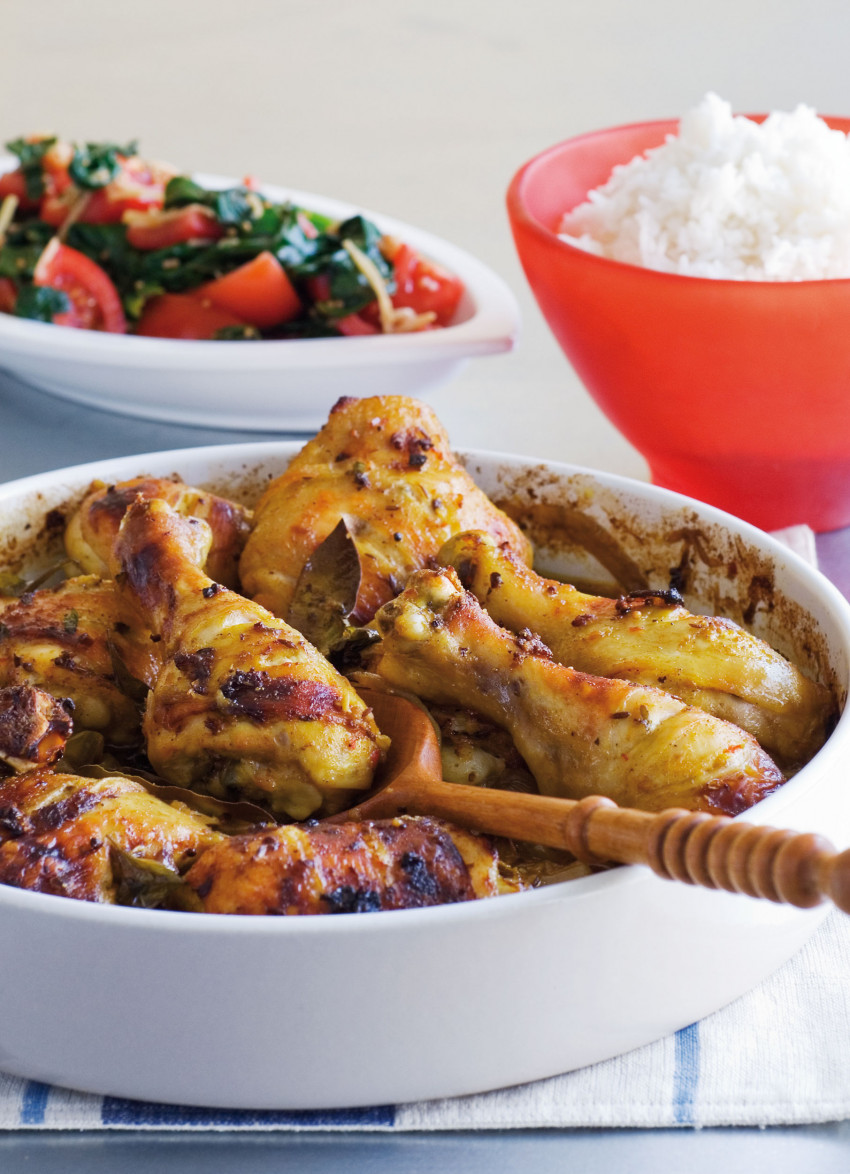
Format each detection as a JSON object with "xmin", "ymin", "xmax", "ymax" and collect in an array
[{"xmin": 507, "ymin": 117, "xmax": 850, "ymax": 532}]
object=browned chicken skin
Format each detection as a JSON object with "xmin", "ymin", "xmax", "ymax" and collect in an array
[
  {"xmin": 184, "ymin": 815, "xmax": 514, "ymax": 914},
  {"xmin": 65, "ymin": 476, "xmax": 252, "ymax": 590},
  {"xmin": 0, "ymin": 763, "xmax": 519, "ymax": 913},
  {"xmin": 239, "ymin": 395, "xmax": 532, "ymax": 625},
  {"xmin": 441, "ymin": 531, "xmax": 832, "ymax": 770},
  {"xmin": 0, "ymin": 767, "xmax": 518, "ymax": 912},
  {"xmin": 111, "ymin": 498, "xmax": 388, "ymax": 820},
  {"xmin": 368, "ymin": 568, "xmax": 785, "ymax": 816},
  {"xmin": 0, "ymin": 685, "xmax": 73, "ymax": 772},
  {"xmin": 0, "ymin": 576, "xmax": 147, "ymax": 746},
  {"xmin": 0, "ymin": 768, "xmax": 222, "ymax": 903}
]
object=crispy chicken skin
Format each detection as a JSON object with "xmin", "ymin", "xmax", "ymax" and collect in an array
[
  {"xmin": 368, "ymin": 568, "xmax": 785, "ymax": 816},
  {"xmin": 65, "ymin": 476, "xmax": 252, "ymax": 590},
  {"xmin": 111, "ymin": 498, "xmax": 388, "ymax": 820},
  {"xmin": 0, "ymin": 576, "xmax": 147, "ymax": 746},
  {"xmin": 239, "ymin": 395, "xmax": 533, "ymax": 624},
  {"xmin": 440, "ymin": 531, "xmax": 832, "ymax": 770},
  {"xmin": 0, "ymin": 685, "xmax": 73, "ymax": 772},
  {"xmin": 0, "ymin": 769, "xmax": 222, "ymax": 903},
  {"xmin": 184, "ymin": 815, "xmax": 512, "ymax": 914}
]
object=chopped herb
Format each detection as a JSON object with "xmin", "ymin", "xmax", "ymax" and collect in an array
[{"xmin": 63, "ymin": 609, "xmax": 79, "ymax": 633}]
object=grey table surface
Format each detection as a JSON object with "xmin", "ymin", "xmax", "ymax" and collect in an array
[
  {"xmin": 0, "ymin": 1124, "xmax": 850, "ymax": 1173},
  {"xmin": 0, "ymin": 368, "xmax": 849, "ymax": 1170}
]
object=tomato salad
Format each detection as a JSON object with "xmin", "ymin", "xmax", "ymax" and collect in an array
[{"xmin": 0, "ymin": 136, "xmax": 464, "ymax": 340}]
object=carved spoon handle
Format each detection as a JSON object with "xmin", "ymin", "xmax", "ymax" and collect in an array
[
  {"xmin": 518, "ymin": 792, "xmax": 850, "ymax": 912},
  {"xmin": 392, "ymin": 781, "xmax": 850, "ymax": 913}
]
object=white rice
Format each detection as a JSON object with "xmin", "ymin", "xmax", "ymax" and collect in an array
[{"xmin": 558, "ymin": 94, "xmax": 850, "ymax": 280}]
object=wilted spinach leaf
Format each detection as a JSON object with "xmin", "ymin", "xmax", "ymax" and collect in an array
[
  {"xmin": 163, "ymin": 176, "xmax": 208, "ymax": 206},
  {"xmin": 0, "ymin": 219, "xmax": 54, "ymax": 281},
  {"xmin": 61, "ymin": 222, "xmax": 164, "ymax": 320},
  {"xmin": 14, "ymin": 285, "xmax": 69, "ymax": 322},
  {"xmin": 290, "ymin": 214, "xmax": 393, "ymax": 320},
  {"xmin": 66, "ymin": 222, "xmax": 140, "ymax": 293},
  {"xmin": 164, "ymin": 176, "xmax": 253, "ymax": 225},
  {"xmin": 5, "ymin": 136, "xmax": 57, "ymax": 201},
  {"xmin": 70, "ymin": 140, "xmax": 138, "ymax": 190}
]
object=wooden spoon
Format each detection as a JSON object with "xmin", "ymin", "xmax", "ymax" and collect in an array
[{"xmin": 329, "ymin": 688, "xmax": 850, "ymax": 915}]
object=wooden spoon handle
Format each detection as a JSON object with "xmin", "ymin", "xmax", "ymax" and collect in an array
[{"xmin": 402, "ymin": 781, "xmax": 850, "ymax": 913}]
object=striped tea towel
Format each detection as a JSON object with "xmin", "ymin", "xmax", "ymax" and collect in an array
[
  {"xmin": 1, "ymin": 523, "xmax": 844, "ymax": 1131},
  {"xmin": 1, "ymin": 910, "xmax": 847, "ymax": 1131}
]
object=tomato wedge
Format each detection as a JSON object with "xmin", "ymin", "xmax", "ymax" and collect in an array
[
  {"xmin": 0, "ymin": 278, "xmax": 17, "ymax": 314},
  {"xmin": 33, "ymin": 240, "xmax": 127, "ymax": 332},
  {"xmin": 135, "ymin": 292, "xmax": 249, "ymax": 340},
  {"xmin": 335, "ymin": 312, "xmax": 380, "ymax": 336},
  {"xmin": 391, "ymin": 243, "xmax": 464, "ymax": 326},
  {"xmin": 124, "ymin": 205, "xmax": 223, "ymax": 249},
  {"xmin": 0, "ymin": 169, "xmax": 39, "ymax": 211},
  {"xmin": 198, "ymin": 252, "xmax": 300, "ymax": 329}
]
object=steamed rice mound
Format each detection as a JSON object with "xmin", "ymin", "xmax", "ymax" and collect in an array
[{"xmin": 559, "ymin": 94, "xmax": 850, "ymax": 281}]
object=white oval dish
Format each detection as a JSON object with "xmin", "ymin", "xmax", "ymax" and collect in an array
[
  {"xmin": 0, "ymin": 168, "xmax": 519, "ymax": 431},
  {"xmin": 0, "ymin": 443, "xmax": 848, "ymax": 1110}
]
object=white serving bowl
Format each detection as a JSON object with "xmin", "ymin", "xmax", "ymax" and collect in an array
[
  {"xmin": 0, "ymin": 169, "xmax": 519, "ymax": 431},
  {"xmin": 0, "ymin": 443, "xmax": 848, "ymax": 1110}
]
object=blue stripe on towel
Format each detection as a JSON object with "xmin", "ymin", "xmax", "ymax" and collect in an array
[
  {"xmin": 20, "ymin": 1081, "xmax": 50, "ymax": 1125},
  {"xmin": 672, "ymin": 1022, "xmax": 701, "ymax": 1124},
  {"xmin": 101, "ymin": 1096, "xmax": 396, "ymax": 1129}
]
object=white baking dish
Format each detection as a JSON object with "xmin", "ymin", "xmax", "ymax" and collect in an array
[{"xmin": 0, "ymin": 442, "xmax": 847, "ymax": 1109}]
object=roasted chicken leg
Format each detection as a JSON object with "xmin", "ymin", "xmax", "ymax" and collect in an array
[
  {"xmin": 440, "ymin": 531, "xmax": 831, "ymax": 769},
  {"xmin": 0, "ymin": 576, "xmax": 149, "ymax": 746},
  {"xmin": 368, "ymin": 568, "xmax": 785, "ymax": 816},
  {"xmin": 239, "ymin": 395, "xmax": 532, "ymax": 625},
  {"xmin": 183, "ymin": 815, "xmax": 517, "ymax": 914},
  {"xmin": 0, "ymin": 766, "xmax": 518, "ymax": 912},
  {"xmin": 0, "ymin": 768, "xmax": 223, "ymax": 903},
  {"xmin": 111, "ymin": 497, "xmax": 388, "ymax": 819},
  {"xmin": 66, "ymin": 476, "xmax": 252, "ymax": 590}
]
